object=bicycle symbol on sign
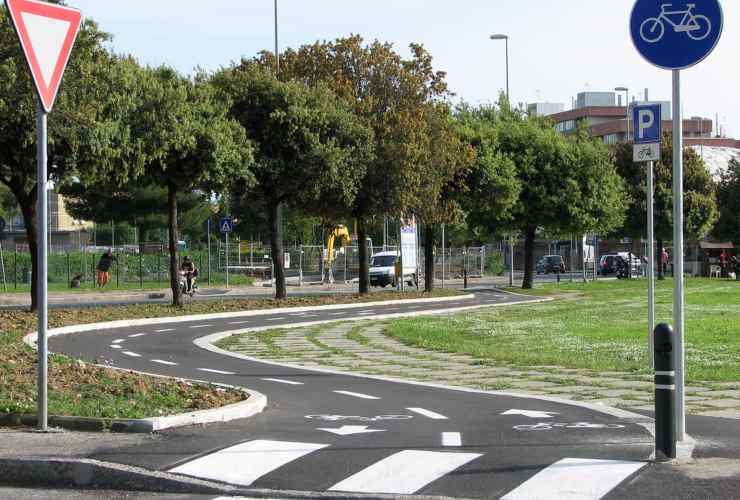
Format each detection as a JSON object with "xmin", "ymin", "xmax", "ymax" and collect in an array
[{"xmin": 640, "ymin": 3, "xmax": 712, "ymax": 43}]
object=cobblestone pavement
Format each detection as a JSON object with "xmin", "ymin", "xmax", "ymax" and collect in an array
[{"xmin": 220, "ymin": 322, "xmax": 740, "ymax": 419}]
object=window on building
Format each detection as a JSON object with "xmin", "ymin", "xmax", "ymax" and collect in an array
[{"xmin": 603, "ymin": 134, "xmax": 619, "ymax": 145}]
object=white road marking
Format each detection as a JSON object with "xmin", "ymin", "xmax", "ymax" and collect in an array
[
  {"xmin": 151, "ymin": 359, "xmax": 178, "ymax": 366},
  {"xmin": 155, "ymin": 328, "xmax": 174, "ymax": 333},
  {"xmin": 169, "ymin": 439, "xmax": 328, "ymax": 487},
  {"xmin": 329, "ymin": 449, "xmax": 481, "ymax": 494},
  {"xmin": 128, "ymin": 333, "xmax": 147, "ymax": 338},
  {"xmin": 189, "ymin": 324, "xmax": 213, "ymax": 329},
  {"xmin": 501, "ymin": 458, "xmax": 646, "ymax": 500},
  {"xmin": 318, "ymin": 425, "xmax": 385, "ymax": 436},
  {"xmin": 110, "ymin": 345, "xmax": 122, "ymax": 350},
  {"xmin": 265, "ymin": 317, "xmax": 283, "ymax": 321},
  {"xmin": 358, "ymin": 310, "xmax": 375, "ymax": 314},
  {"xmin": 328, "ymin": 312, "xmax": 346, "ymax": 316},
  {"xmin": 442, "ymin": 432, "xmax": 462, "ymax": 447},
  {"xmin": 407, "ymin": 407, "xmax": 448, "ymax": 420},
  {"xmin": 228, "ymin": 321, "xmax": 250, "ymax": 325},
  {"xmin": 333, "ymin": 390, "xmax": 380, "ymax": 400},
  {"xmin": 112, "ymin": 339, "xmax": 125, "ymax": 344},
  {"xmin": 122, "ymin": 351, "xmax": 141, "ymax": 358},
  {"xmin": 501, "ymin": 409, "xmax": 558, "ymax": 419},
  {"xmin": 198, "ymin": 368, "xmax": 235, "ymax": 375},
  {"xmin": 262, "ymin": 378, "xmax": 304, "ymax": 385},
  {"xmin": 357, "ymin": 312, "xmax": 375, "ymax": 316}
]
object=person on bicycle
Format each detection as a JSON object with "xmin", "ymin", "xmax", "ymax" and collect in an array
[{"xmin": 180, "ymin": 256, "xmax": 198, "ymax": 293}]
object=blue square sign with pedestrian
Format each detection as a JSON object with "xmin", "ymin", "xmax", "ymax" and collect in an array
[
  {"xmin": 219, "ymin": 216, "xmax": 234, "ymax": 234},
  {"xmin": 630, "ymin": 0, "xmax": 723, "ymax": 70}
]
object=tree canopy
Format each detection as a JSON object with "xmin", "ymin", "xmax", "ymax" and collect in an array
[{"xmin": 713, "ymin": 158, "xmax": 740, "ymax": 244}]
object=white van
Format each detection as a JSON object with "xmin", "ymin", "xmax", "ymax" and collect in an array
[{"xmin": 369, "ymin": 251, "xmax": 416, "ymax": 287}]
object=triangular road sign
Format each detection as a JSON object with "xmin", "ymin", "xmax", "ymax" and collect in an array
[{"xmin": 5, "ymin": 0, "xmax": 82, "ymax": 112}]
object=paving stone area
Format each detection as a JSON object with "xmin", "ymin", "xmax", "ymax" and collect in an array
[{"xmin": 220, "ymin": 322, "xmax": 740, "ymax": 419}]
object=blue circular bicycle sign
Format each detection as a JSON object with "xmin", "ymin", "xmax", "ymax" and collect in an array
[{"xmin": 630, "ymin": 0, "xmax": 724, "ymax": 70}]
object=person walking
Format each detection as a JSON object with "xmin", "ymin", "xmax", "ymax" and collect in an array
[
  {"xmin": 661, "ymin": 247, "xmax": 669, "ymax": 279},
  {"xmin": 96, "ymin": 249, "xmax": 116, "ymax": 288}
]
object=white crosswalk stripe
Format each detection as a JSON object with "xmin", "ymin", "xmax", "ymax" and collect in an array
[
  {"xmin": 169, "ymin": 440, "xmax": 328, "ymax": 487},
  {"xmin": 329, "ymin": 450, "xmax": 482, "ymax": 494},
  {"xmin": 501, "ymin": 458, "xmax": 646, "ymax": 500}
]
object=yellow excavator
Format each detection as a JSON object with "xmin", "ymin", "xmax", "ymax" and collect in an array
[{"xmin": 326, "ymin": 225, "xmax": 352, "ymax": 265}]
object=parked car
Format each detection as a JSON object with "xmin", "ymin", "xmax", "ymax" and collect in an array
[
  {"xmin": 599, "ymin": 253, "xmax": 642, "ymax": 276},
  {"xmin": 536, "ymin": 255, "xmax": 566, "ymax": 274},
  {"xmin": 369, "ymin": 251, "xmax": 416, "ymax": 287}
]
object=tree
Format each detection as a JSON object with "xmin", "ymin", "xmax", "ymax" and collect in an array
[
  {"xmin": 213, "ymin": 66, "xmax": 374, "ymax": 299},
  {"xmin": 612, "ymin": 133, "xmax": 718, "ymax": 278},
  {"xmin": 480, "ymin": 104, "xmax": 627, "ymax": 289},
  {"xmin": 110, "ymin": 66, "xmax": 253, "ymax": 306},
  {"xmin": 0, "ymin": 4, "xmax": 140, "ymax": 310},
  {"xmin": 714, "ymin": 158, "xmax": 740, "ymax": 244},
  {"xmin": 249, "ymin": 36, "xmax": 450, "ymax": 294},
  {"xmin": 0, "ymin": 184, "xmax": 18, "ymax": 222}
]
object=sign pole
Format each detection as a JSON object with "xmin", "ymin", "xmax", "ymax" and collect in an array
[
  {"xmin": 36, "ymin": 101, "xmax": 48, "ymax": 431},
  {"xmin": 647, "ymin": 159, "xmax": 656, "ymax": 369},
  {"xmin": 225, "ymin": 231, "xmax": 229, "ymax": 290},
  {"xmin": 672, "ymin": 69, "xmax": 686, "ymax": 441},
  {"xmin": 207, "ymin": 218, "xmax": 211, "ymax": 286}
]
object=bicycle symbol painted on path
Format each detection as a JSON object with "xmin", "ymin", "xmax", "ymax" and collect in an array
[
  {"xmin": 640, "ymin": 3, "xmax": 712, "ymax": 43},
  {"xmin": 513, "ymin": 422, "xmax": 626, "ymax": 431},
  {"xmin": 305, "ymin": 414, "xmax": 413, "ymax": 422}
]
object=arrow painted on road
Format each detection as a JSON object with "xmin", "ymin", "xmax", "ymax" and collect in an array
[
  {"xmin": 317, "ymin": 425, "xmax": 386, "ymax": 436},
  {"xmin": 501, "ymin": 409, "xmax": 559, "ymax": 419}
]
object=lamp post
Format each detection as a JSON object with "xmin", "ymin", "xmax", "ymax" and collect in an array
[
  {"xmin": 491, "ymin": 33, "xmax": 514, "ymax": 287},
  {"xmin": 615, "ymin": 87, "xmax": 630, "ymax": 142},
  {"xmin": 274, "ymin": 0, "xmax": 279, "ymax": 74}
]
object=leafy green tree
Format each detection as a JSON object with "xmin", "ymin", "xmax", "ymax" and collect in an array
[
  {"xmin": 0, "ymin": 184, "xmax": 18, "ymax": 223},
  {"xmin": 213, "ymin": 66, "xmax": 374, "ymax": 299},
  {"xmin": 477, "ymin": 104, "xmax": 626, "ymax": 288},
  {"xmin": 612, "ymin": 133, "xmax": 717, "ymax": 278},
  {"xmin": 0, "ymin": 4, "xmax": 139, "ymax": 310},
  {"xmin": 714, "ymin": 158, "xmax": 740, "ymax": 244},
  {"xmin": 249, "ymin": 36, "xmax": 450, "ymax": 294},
  {"xmin": 110, "ymin": 67, "xmax": 253, "ymax": 306}
]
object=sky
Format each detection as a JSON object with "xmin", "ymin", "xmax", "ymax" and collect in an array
[{"xmin": 69, "ymin": 0, "xmax": 739, "ymax": 137}]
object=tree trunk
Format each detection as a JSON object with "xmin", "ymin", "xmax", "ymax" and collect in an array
[
  {"xmin": 19, "ymin": 192, "xmax": 38, "ymax": 312},
  {"xmin": 657, "ymin": 238, "xmax": 664, "ymax": 280},
  {"xmin": 167, "ymin": 183, "xmax": 182, "ymax": 307},
  {"xmin": 269, "ymin": 200, "xmax": 286, "ymax": 300},
  {"xmin": 357, "ymin": 216, "xmax": 370, "ymax": 295},
  {"xmin": 424, "ymin": 223, "xmax": 435, "ymax": 292},
  {"xmin": 522, "ymin": 226, "xmax": 537, "ymax": 289}
]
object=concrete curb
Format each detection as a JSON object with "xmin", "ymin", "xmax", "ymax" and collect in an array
[
  {"xmin": 0, "ymin": 457, "xmax": 473, "ymax": 499},
  {"xmin": 23, "ymin": 292, "xmax": 474, "ymax": 347}
]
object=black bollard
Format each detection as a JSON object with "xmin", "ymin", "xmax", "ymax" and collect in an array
[
  {"xmin": 463, "ymin": 268, "xmax": 468, "ymax": 289},
  {"xmin": 654, "ymin": 323, "xmax": 676, "ymax": 460}
]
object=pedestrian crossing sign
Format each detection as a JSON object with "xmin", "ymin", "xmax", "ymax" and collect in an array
[{"xmin": 219, "ymin": 216, "xmax": 234, "ymax": 234}]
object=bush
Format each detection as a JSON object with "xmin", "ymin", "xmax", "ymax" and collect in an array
[{"xmin": 485, "ymin": 251, "xmax": 505, "ymax": 276}]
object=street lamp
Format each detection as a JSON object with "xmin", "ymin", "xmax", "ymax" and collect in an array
[
  {"xmin": 491, "ymin": 33, "xmax": 514, "ymax": 286},
  {"xmin": 274, "ymin": 0, "xmax": 279, "ymax": 74},
  {"xmin": 615, "ymin": 86, "xmax": 630, "ymax": 142}
]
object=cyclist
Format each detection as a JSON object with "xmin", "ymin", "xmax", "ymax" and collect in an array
[{"xmin": 180, "ymin": 256, "xmax": 198, "ymax": 294}]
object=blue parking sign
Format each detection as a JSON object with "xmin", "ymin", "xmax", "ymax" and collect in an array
[
  {"xmin": 630, "ymin": 0, "xmax": 723, "ymax": 70},
  {"xmin": 633, "ymin": 104, "xmax": 662, "ymax": 144}
]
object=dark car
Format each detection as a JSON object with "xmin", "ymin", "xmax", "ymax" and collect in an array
[
  {"xmin": 536, "ymin": 255, "xmax": 566, "ymax": 274},
  {"xmin": 600, "ymin": 254, "xmax": 642, "ymax": 276}
]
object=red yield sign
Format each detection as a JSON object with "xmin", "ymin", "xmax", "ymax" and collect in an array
[{"xmin": 4, "ymin": 0, "xmax": 82, "ymax": 112}]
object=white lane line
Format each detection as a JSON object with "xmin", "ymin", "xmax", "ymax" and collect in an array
[
  {"xmin": 328, "ymin": 312, "xmax": 346, "ymax": 316},
  {"xmin": 333, "ymin": 390, "xmax": 380, "ymax": 400},
  {"xmin": 122, "ymin": 351, "xmax": 141, "ymax": 358},
  {"xmin": 442, "ymin": 432, "xmax": 462, "ymax": 447},
  {"xmin": 501, "ymin": 458, "xmax": 647, "ymax": 500},
  {"xmin": 357, "ymin": 312, "xmax": 375, "ymax": 316},
  {"xmin": 265, "ymin": 317, "xmax": 284, "ymax": 321},
  {"xmin": 189, "ymin": 324, "xmax": 213, "ymax": 329},
  {"xmin": 112, "ymin": 339, "xmax": 125, "ymax": 344},
  {"xmin": 329, "ymin": 450, "xmax": 481, "ymax": 494},
  {"xmin": 169, "ymin": 439, "xmax": 328, "ymax": 487},
  {"xmin": 198, "ymin": 368, "xmax": 235, "ymax": 375},
  {"xmin": 358, "ymin": 310, "xmax": 375, "ymax": 314},
  {"xmin": 128, "ymin": 333, "xmax": 147, "ymax": 338},
  {"xmin": 155, "ymin": 328, "xmax": 174, "ymax": 333},
  {"xmin": 228, "ymin": 321, "xmax": 250, "ymax": 325},
  {"xmin": 151, "ymin": 359, "xmax": 178, "ymax": 366},
  {"xmin": 262, "ymin": 378, "xmax": 304, "ymax": 385},
  {"xmin": 110, "ymin": 345, "xmax": 122, "ymax": 350},
  {"xmin": 407, "ymin": 407, "xmax": 448, "ymax": 420}
]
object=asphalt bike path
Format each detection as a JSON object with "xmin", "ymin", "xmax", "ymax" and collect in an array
[{"xmin": 50, "ymin": 290, "xmax": 654, "ymax": 499}]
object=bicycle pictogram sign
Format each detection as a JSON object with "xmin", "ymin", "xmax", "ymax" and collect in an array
[{"xmin": 639, "ymin": 3, "xmax": 712, "ymax": 43}]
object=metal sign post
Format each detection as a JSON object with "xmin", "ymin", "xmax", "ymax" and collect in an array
[
  {"xmin": 633, "ymin": 103, "xmax": 662, "ymax": 369},
  {"xmin": 5, "ymin": 0, "xmax": 82, "ymax": 432},
  {"xmin": 219, "ymin": 216, "xmax": 233, "ymax": 289},
  {"xmin": 630, "ymin": 0, "xmax": 724, "ymax": 442}
]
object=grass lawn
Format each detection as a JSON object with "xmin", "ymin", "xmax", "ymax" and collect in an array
[
  {"xmin": 385, "ymin": 278, "xmax": 740, "ymax": 383},
  {"xmin": 1, "ymin": 288, "xmax": 460, "ymax": 420}
]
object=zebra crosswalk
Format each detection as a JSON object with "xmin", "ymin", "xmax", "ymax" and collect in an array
[{"xmin": 169, "ymin": 439, "xmax": 646, "ymax": 498}]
